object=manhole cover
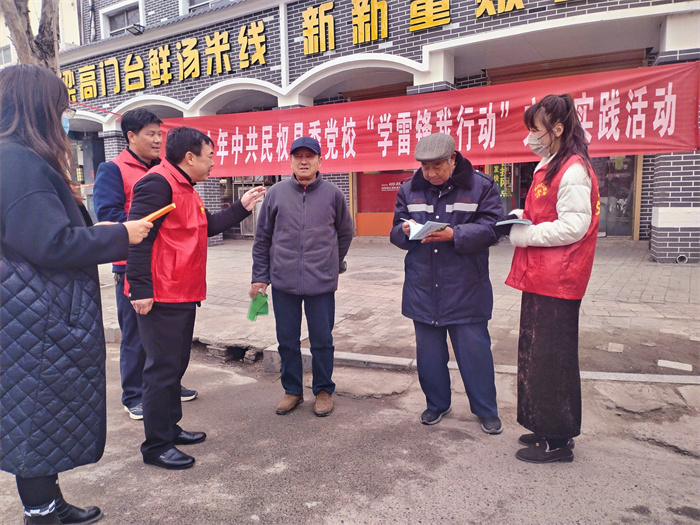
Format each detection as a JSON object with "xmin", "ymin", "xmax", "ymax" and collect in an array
[{"xmin": 349, "ymin": 272, "xmax": 400, "ymax": 281}]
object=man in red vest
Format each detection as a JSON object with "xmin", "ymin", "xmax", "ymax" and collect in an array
[
  {"xmin": 126, "ymin": 126, "xmax": 265, "ymax": 470},
  {"xmin": 94, "ymin": 109, "xmax": 198, "ymax": 422}
]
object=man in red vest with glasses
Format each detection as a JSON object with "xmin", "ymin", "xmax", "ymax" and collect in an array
[{"xmin": 126, "ymin": 126, "xmax": 265, "ymax": 470}]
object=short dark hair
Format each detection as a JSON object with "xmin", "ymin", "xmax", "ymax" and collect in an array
[
  {"xmin": 165, "ymin": 126, "xmax": 214, "ymax": 164},
  {"xmin": 120, "ymin": 109, "xmax": 162, "ymax": 141}
]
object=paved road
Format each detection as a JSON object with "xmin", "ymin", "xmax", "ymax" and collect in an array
[
  {"xmin": 1, "ymin": 238, "xmax": 698, "ymax": 524},
  {"xmin": 1, "ymin": 343, "xmax": 698, "ymax": 525}
]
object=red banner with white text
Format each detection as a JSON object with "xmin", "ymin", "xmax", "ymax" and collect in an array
[{"xmin": 162, "ymin": 62, "xmax": 700, "ymax": 177}]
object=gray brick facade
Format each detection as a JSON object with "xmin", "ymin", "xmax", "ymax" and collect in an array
[{"xmin": 69, "ymin": 5, "xmax": 281, "ymax": 115}]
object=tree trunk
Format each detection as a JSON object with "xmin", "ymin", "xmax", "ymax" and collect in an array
[{"xmin": 0, "ymin": 0, "xmax": 60, "ymax": 74}]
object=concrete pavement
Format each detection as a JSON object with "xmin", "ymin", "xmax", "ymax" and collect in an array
[
  {"xmin": 1, "ymin": 238, "xmax": 698, "ymax": 524},
  {"xmin": 130, "ymin": 237, "xmax": 699, "ymax": 379}
]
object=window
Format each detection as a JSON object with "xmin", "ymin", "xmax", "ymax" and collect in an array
[
  {"xmin": 108, "ymin": 6, "xmax": 141, "ymax": 36},
  {"xmin": 0, "ymin": 45, "xmax": 12, "ymax": 66},
  {"xmin": 188, "ymin": 0, "xmax": 211, "ymax": 13}
]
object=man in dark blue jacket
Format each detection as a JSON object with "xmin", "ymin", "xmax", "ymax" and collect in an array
[
  {"xmin": 93, "ymin": 109, "xmax": 198, "ymax": 422},
  {"xmin": 250, "ymin": 137, "xmax": 353, "ymax": 418},
  {"xmin": 390, "ymin": 133, "xmax": 504, "ymax": 434}
]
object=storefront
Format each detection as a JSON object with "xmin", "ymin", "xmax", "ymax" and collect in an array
[{"xmin": 59, "ymin": 0, "xmax": 700, "ymax": 261}]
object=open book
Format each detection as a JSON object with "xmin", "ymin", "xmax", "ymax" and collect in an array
[
  {"xmin": 495, "ymin": 218, "xmax": 532, "ymax": 226},
  {"xmin": 401, "ymin": 219, "xmax": 449, "ymax": 240}
]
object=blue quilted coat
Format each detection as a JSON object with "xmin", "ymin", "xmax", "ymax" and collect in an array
[{"xmin": 1, "ymin": 141, "xmax": 129, "ymax": 477}]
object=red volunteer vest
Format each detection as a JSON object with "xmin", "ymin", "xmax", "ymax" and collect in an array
[
  {"xmin": 112, "ymin": 149, "xmax": 154, "ymax": 266},
  {"xmin": 505, "ymin": 155, "xmax": 600, "ymax": 300},
  {"xmin": 127, "ymin": 159, "xmax": 208, "ymax": 303}
]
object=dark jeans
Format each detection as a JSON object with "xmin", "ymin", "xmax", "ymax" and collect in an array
[
  {"xmin": 137, "ymin": 302, "xmax": 196, "ymax": 460},
  {"xmin": 115, "ymin": 272, "xmax": 146, "ymax": 409},
  {"xmin": 271, "ymin": 288, "xmax": 335, "ymax": 397},
  {"xmin": 414, "ymin": 320, "xmax": 498, "ymax": 418}
]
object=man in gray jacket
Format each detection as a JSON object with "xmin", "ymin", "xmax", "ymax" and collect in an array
[{"xmin": 250, "ymin": 136, "xmax": 353, "ymax": 417}]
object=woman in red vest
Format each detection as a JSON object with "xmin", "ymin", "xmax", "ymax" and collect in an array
[{"xmin": 501, "ymin": 94, "xmax": 600, "ymax": 463}]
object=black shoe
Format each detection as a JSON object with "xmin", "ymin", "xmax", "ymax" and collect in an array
[
  {"xmin": 55, "ymin": 496, "xmax": 103, "ymax": 524},
  {"xmin": 144, "ymin": 447, "xmax": 195, "ymax": 470},
  {"xmin": 181, "ymin": 386, "xmax": 198, "ymax": 402},
  {"xmin": 515, "ymin": 442, "xmax": 574, "ymax": 464},
  {"xmin": 518, "ymin": 433, "xmax": 575, "ymax": 449},
  {"xmin": 420, "ymin": 406, "xmax": 451, "ymax": 425},
  {"xmin": 479, "ymin": 416, "xmax": 503, "ymax": 435},
  {"xmin": 24, "ymin": 511, "xmax": 61, "ymax": 524},
  {"xmin": 174, "ymin": 429, "xmax": 207, "ymax": 445}
]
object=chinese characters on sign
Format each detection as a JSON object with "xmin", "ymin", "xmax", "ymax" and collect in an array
[
  {"xmin": 62, "ymin": 1, "xmax": 458, "ymax": 102},
  {"xmin": 159, "ymin": 63, "xmax": 699, "ymax": 177},
  {"xmin": 62, "ymin": 24, "xmax": 268, "ymax": 102},
  {"xmin": 476, "ymin": 0, "xmax": 524, "ymax": 18}
]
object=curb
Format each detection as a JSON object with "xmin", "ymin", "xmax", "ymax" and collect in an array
[{"xmin": 104, "ymin": 323, "xmax": 700, "ymax": 386}]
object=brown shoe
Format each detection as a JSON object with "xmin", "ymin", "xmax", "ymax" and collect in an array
[
  {"xmin": 275, "ymin": 394, "xmax": 303, "ymax": 415},
  {"xmin": 314, "ymin": 391, "xmax": 334, "ymax": 417}
]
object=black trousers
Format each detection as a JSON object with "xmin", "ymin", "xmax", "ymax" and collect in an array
[{"xmin": 136, "ymin": 302, "xmax": 197, "ymax": 460}]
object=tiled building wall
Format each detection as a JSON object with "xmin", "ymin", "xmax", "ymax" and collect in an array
[
  {"xmin": 67, "ymin": 6, "xmax": 281, "ymax": 116},
  {"xmin": 144, "ymin": 0, "xmax": 182, "ymax": 27},
  {"xmin": 324, "ymin": 172, "xmax": 351, "ymax": 210},
  {"xmin": 640, "ymin": 155, "xmax": 654, "ymax": 241},
  {"xmin": 649, "ymin": 151, "xmax": 700, "ymax": 263},
  {"xmin": 286, "ymin": 0, "xmax": 695, "ymax": 82},
  {"xmin": 196, "ymin": 179, "xmax": 224, "ymax": 246}
]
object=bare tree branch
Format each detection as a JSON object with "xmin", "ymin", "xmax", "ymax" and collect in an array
[
  {"xmin": 37, "ymin": 0, "xmax": 60, "ymax": 73},
  {"xmin": 0, "ymin": 0, "xmax": 60, "ymax": 74}
]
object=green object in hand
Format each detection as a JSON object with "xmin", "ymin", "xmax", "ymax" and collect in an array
[{"xmin": 247, "ymin": 292, "xmax": 269, "ymax": 321}]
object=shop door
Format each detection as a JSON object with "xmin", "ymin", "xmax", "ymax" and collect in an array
[
  {"xmin": 356, "ymin": 171, "xmax": 413, "ymax": 236},
  {"xmin": 513, "ymin": 156, "xmax": 636, "ymax": 238},
  {"xmin": 593, "ymin": 156, "xmax": 636, "ymax": 237}
]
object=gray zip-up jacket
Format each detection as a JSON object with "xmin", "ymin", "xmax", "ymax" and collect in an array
[{"xmin": 251, "ymin": 173, "xmax": 353, "ymax": 296}]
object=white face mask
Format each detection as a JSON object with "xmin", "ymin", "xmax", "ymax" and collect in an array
[{"xmin": 527, "ymin": 132, "xmax": 550, "ymax": 158}]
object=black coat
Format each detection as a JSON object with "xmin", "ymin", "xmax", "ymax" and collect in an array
[{"xmin": 0, "ymin": 140, "xmax": 128, "ymax": 477}]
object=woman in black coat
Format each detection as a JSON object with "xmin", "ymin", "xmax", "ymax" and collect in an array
[{"xmin": 0, "ymin": 65, "xmax": 152, "ymax": 524}]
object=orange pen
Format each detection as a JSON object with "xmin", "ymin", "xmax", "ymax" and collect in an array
[{"xmin": 142, "ymin": 203, "xmax": 176, "ymax": 222}]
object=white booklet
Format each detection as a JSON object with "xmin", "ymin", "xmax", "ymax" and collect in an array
[
  {"xmin": 495, "ymin": 218, "xmax": 532, "ymax": 226},
  {"xmin": 401, "ymin": 219, "xmax": 450, "ymax": 240}
]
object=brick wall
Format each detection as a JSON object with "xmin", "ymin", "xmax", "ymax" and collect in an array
[
  {"xmin": 324, "ymin": 172, "xmax": 351, "ymax": 209},
  {"xmin": 455, "ymin": 73, "xmax": 488, "ymax": 90},
  {"xmin": 286, "ymin": 0, "xmax": 695, "ymax": 82},
  {"xmin": 68, "ymin": 5, "xmax": 282, "ymax": 116},
  {"xmin": 196, "ymin": 178, "xmax": 224, "ymax": 246},
  {"xmin": 100, "ymin": 131, "xmax": 126, "ymax": 160},
  {"xmin": 640, "ymin": 155, "xmax": 654, "ymax": 240},
  {"xmin": 649, "ymin": 151, "xmax": 700, "ymax": 263}
]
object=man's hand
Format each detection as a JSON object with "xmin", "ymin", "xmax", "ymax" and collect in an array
[
  {"xmin": 240, "ymin": 186, "xmax": 266, "ymax": 211},
  {"xmin": 402, "ymin": 219, "xmax": 415, "ymax": 236},
  {"xmin": 421, "ymin": 226, "xmax": 454, "ymax": 243},
  {"xmin": 131, "ymin": 298, "xmax": 154, "ymax": 315},
  {"xmin": 249, "ymin": 282, "xmax": 268, "ymax": 299}
]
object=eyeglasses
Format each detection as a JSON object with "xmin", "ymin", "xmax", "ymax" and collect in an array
[{"xmin": 64, "ymin": 108, "xmax": 77, "ymax": 119}]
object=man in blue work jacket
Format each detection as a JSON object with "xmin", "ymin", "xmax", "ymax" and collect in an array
[{"xmin": 390, "ymin": 132, "xmax": 504, "ymax": 434}]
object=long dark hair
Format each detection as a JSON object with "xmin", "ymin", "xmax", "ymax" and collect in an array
[
  {"xmin": 0, "ymin": 65, "xmax": 81, "ymax": 204},
  {"xmin": 523, "ymin": 94, "xmax": 593, "ymax": 186}
]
